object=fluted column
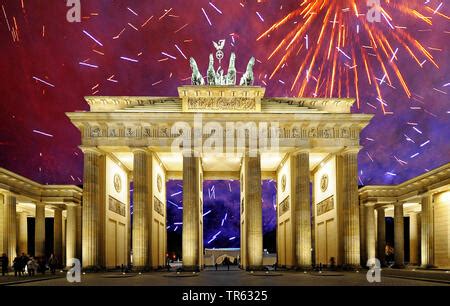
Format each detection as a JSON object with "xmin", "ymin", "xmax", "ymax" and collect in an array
[
  {"xmin": 76, "ymin": 206, "xmax": 82, "ymax": 260},
  {"xmin": 376, "ymin": 207, "xmax": 386, "ymax": 264},
  {"xmin": 132, "ymin": 148, "xmax": 152, "ymax": 269},
  {"xmin": 245, "ymin": 154, "xmax": 263, "ymax": 270},
  {"xmin": 365, "ymin": 204, "xmax": 376, "ymax": 261},
  {"xmin": 4, "ymin": 194, "xmax": 17, "ymax": 265},
  {"xmin": 35, "ymin": 203, "xmax": 46, "ymax": 258},
  {"xmin": 359, "ymin": 203, "xmax": 367, "ymax": 265},
  {"xmin": 409, "ymin": 212, "xmax": 420, "ymax": 265},
  {"xmin": 182, "ymin": 156, "xmax": 201, "ymax": 270},
  {"xmin": 394, "ymin": 203, "xmax": 404, "ymax": 268},
  {"xmin": 421, "ymin": 194, "xmax": 434, "ymax": 268},
  {"xmin": 0, "ymin": 194, "xmax": 4, "ymax": 255},
  {"xmin": 293, "ymin": 151, "xmax": 311, "ymax": 268},
  {"xmin": 339, "ymin": 149, "xmax": 361, "ymax": 268},
  {"xmin": 18, "ymin": 211, "xmax": 28, "ymax": 255},
  {"xmin": 66, "ymin": 205, "xmax": 77, "ymax": 265},
  {"xmin": 53, "ymin": 207, "xmax": 63, "ymax": 265},
  {"xmin": 81, "ymin": 147, "xmax": 103, "ymax": 269}
]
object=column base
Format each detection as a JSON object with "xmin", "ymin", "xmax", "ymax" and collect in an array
[
  {"xmin": 133, "ymin": 265, "xmax": 152, "ymax": 272},
  {"xmin": 341, "ymin": 264, "xmax": 362, "ymax": 271},
  {"xmin": 420, "ymin": 264, "xmax": 436, "ymax": 269},
  {"xmin": 82, "ymin": 265, "xmax": 105, "ymax": 272},
  {"xmin": 245, "ymin": 265, "xmax": 265, "ymax": 271},
  {"xmin": 294, "ymin": 265, "xmax": 314, "ymax": 271},
  {"xmin": 392, "ymin": 263, "xmax": 405, "ymax": 269},
  {"xmin": 182, "ymin": 265, "xmax": 200, "ymax": 272}
]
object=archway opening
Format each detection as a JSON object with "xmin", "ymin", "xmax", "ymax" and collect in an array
[{"xmin": 166, "ymin": 179, "xmax": 276, "ymax": 267}]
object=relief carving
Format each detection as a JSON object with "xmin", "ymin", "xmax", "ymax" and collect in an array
[
  {"xmin": 187, "ymin": 97, "xmax": 256, "ymax": 111},
  {"xmin": 316, "ymin": 196, "xmax": 334, "ymax": 216}
]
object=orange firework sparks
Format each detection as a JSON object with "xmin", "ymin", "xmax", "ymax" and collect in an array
[{"xmin": 257, "ymin": 0, "xmax": 446, "ymax": 112}]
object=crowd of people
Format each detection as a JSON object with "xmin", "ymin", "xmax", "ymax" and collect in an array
[{"xmin": 1, "ymin": 253, "xmax": 59, "ymax": 277}]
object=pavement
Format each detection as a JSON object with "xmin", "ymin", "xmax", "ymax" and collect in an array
[{"xmin": 1, "ymin": 267, "xmax": 449, "ymax": 286}]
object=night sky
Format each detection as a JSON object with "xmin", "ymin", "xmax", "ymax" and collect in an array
[{"xmin": 0, "ymin": 1, "xmax": 449, "ymax": 247}]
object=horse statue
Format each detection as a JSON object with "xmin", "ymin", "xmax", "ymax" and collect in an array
[
  {"xmin": 239, "ymin": 57, "xmax": 255, "ymax": 86},
  {"xmin": 207, "ymin": 54, "xmax": 216, "ymax": 85},
  {"xmin": 190, "ymin": 57, "xmax": 205, "ymax": 85},
  {"xmin": 226, "ymin": 52, "xmax": 237, "ymax": 85}
]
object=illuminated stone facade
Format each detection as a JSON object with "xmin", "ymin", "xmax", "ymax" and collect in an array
[{"xmin": 66, "ymin": 85, "xmax": 373, "ymax": 270}]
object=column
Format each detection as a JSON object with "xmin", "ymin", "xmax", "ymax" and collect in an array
[
  {"xmin": 365, "ymin": 204, "xmax": 376, "ymax": 261},
  {"xmin": 394, "ymin": 202, "xmax": 404, "ymax": 268},
  {"xmin": 409, "ymin": 212, "xmax": 420, "ymax": 265},
  {"xmin": 292, "ymin": 151, "xmax": 311, "ymax": 268},
  {"xmin": 245, "ymin": 154, "xmax": 263, "ymax": 270},
  {"xmin": 35, "ymin": 203, "xmax": 46, "ymax": 258},
  {"xmin": 421, "ymin": 194, "xmax": 434, "ymax": 268},
  {"xmin": 18, "ymin": 211, "xmax": 28, "ymax": 255},
  {"xmin": 0, "ymin": 194, "xmax": 4, "ymax": 255},
  {"xmin": 4, "ymin": 194, "xmax": 17, "ymax": 265},
  {"xmin": 340, "ymin": 149, "xmax": 361, "ymax": 268},
  {"xmin": 76, "ymin": 206, "xmax": 82, "ymax": 260},
  {"xmin": 182, "ymin": 156, "xmax": 202, "ymax": 270},
  {"xmin": 53, "ymin": 207, "xmax": 63, "ymax": 265},
  {"xmin": 376, "ymin": 207, "xmax": 386, "ymax": 265},
  {"xmin": 359, "ymin": 203, "xmax": 367, "ymax": 265},
  {"xmin": 132, "ymin": 148, "xmax": 152, "ymax": 269},
  {"xmin": 82, "ymin": 147, "xmax": 103, "ymax": 269},
  {"xmin": 66, "ymin": 205, "xmax": 77, "ymax": 265}
]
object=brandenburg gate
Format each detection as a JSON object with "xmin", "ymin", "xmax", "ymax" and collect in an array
[
  {"xmin": 67, "ymin": 85, "xmax": 372, "ymax": 271},
  {"xmin": 67, "ymin": 50, "xmax": 373, "ymax": 271}
]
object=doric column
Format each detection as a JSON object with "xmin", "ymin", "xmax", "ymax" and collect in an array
[
  {"xmin": 409, "ymin": 212, "xmax": 420, "ymax": 265},
  {"xmin": 339, "ymin": 149, "xmax": 361, "ymax": 268},
  {"xmin": 0, "ymin": 194, "xmax": 4, "ymax": 255},
  {"xmin": 292, "ymin": 151, "xmax": 311, "ymax": 268},
  {"xmin": 4, "ymin": 194, "xmax": 17, "ymax": 265},
  {"xmin": 76, "ymin": 206, "xmax": 82, "ymax": 260},
  {"xmin": 421, "ymin": 194, "xmax": 434, "ymax": 268},
  {"xmin": 394, "ymin": 202, "xmax": 404, "ymax": 268},
  {"xmin": 365, "ymin": 204, "xmax": 376, "ymax": 261},
  {"xmin": 18, "ymin": 211, "xmax": 28, "ymax": 255},
  {"xmin": 182, "ymin": 155, "xmax": 202, "ymax": 270},
  {"xmin": 81, "ymin": 147, "xmax": 103, "ymax": 269},
  {"xmin": 245, "ymin": 154, "xmax": 263, "ymax": 270},
  {"xmin": 35, "ymin": 203, "xmax": 46, "ymax": 258},
  {"xmin": 53, "ymin": 207, "xmax": 63, "ymax": 265},
  {"xmin": 359, "ymin": 203, "xmax": 367, "ymax": 265},
  {"xmin": 376, "ymin": 207, "xmax": 386, "ymax": 264},
  {"xmin": 132, "ymin": 148, "xmax": 152, "ymax": 269},
  {"xmin": 66, "ymin": 205, "xmax": 77, "ymax": 265}
]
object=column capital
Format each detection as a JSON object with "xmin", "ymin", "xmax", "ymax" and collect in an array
[
  {"xmin": 364, "ymin": 201, "xmax": 377, "ymax": 207},
  {"xmin": 393, "ymin": 201, "xmax": 405, "ymax": 207},
  {"xmin": 130, "ymin": 146, "xmax": 150, "ymax": 154},
  {"xmin": 291, "ymin": 148, "xmax": 310, "ymax": 155},
  {"xmin": 376, "ymin": 205, "xmax": 387, "ymax": 211},
  {"xmin": 79, "ymin": 146, "xmax": 103, "ymax": 155},
  {"xmin": 340, "ymin": 146, "xmax": 361, "ymax": 155}
]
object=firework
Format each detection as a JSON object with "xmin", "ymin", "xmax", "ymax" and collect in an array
[{"xmin": 257, "ymin": 0, "xmax": 447, "ymax": 113}]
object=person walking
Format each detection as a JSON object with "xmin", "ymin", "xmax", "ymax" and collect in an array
[
  {"xmin": 48, "ymin": 254, "xmax": 58, "ymax": 275},
  {"xmin": 1, "ymin": 253, "xmax": 8, "ymax": 276}
]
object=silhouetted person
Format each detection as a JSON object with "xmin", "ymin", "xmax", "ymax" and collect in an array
[
  {"xmin": 215, "ymin": 262, "xmax": 218, "ymax": 271},
  {"xmin": 13, "ymin": 256, "xmax": 21, "ymax": 276},
  {"xmin": 38, "ymin": 257, "xmax": 46, "ymax": 275},
  {"xmin": 19, "ymin": 253, "xmax": 28, "ymax": 276},
  {"xmin": 48, "ymin": 254, "xmax": 58, "ymax": 275},
  {"xmin": 27, "ymin": 257, "xmax": 37, "ymax": 276},
  {"xmin": 1, "ymin": 253, "xmax": 8, "ymax": 276}
]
